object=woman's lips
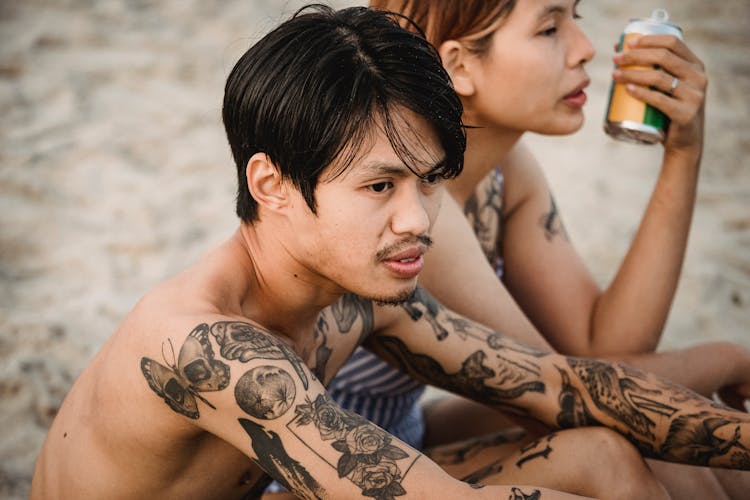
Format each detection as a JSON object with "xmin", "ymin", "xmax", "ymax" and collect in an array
[
  {"xmin": 563, "ymin": 79, "xmax": 590, "ymax": 108},
  {"xmin": 563, "ymin": 89, "xmax": 587, "ymax": 108}
]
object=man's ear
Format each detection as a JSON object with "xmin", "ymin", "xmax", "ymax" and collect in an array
[
  {"xmin": 245, "ymin": 152, "xmax": 288, "ymax": 214},
  {"xmin": 438, "ymin": 40, "xmax": 476, "ymax": 98}
]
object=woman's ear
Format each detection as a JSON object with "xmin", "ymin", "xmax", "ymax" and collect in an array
[
  {"xmin": 245, "ymin": 152, "xmax": 288, "ymax": 214},
  {"xmin": 438, "ymin": 40, "xmax": 476, "ymax": 97}
]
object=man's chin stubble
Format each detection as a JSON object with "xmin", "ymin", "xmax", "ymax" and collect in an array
[{"xmin": 371, "ymin": 287, "xmax": 417, "ymax": 307}]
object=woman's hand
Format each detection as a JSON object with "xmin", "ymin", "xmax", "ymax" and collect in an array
[
  {"xmin": 612, "ymin": 34, "xmax": 707, "ymax": 159},
  {"xmin": 717, "ymin": 343, "xmax": 750, "ymax": 412},
  {"xmin": 717, "ymin": 383, "xmax": 750, "ymax": 413}
]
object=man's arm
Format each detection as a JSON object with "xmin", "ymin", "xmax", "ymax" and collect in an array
[
  {"xmin": 368, "ymin": 287, "xmax": 750, "ymax": 470},
  {"xmin": 139, "ymin": 319, "xmax": 587, "ymax": 499},
  {"xmin": 420, "ymin": 160, "xmax": 750, "ymax": 408}
]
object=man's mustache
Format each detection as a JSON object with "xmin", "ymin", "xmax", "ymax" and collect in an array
[{"xmin": 375, "ymin": 235, "xmax": 433, "ymax": 261}]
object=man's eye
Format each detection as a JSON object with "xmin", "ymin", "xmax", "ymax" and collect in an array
[
  {"xmin": 423, "ymin": 173, "xmax": 443, "ymax": 185},
  {"xmin": 368, "ymin": 182, "xmax": 392, "ymax": 193}
]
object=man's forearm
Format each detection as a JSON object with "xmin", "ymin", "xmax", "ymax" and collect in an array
[
  {"xmin": 551, "ymin": 355, "xmax": 750, "ymax": 469},
  {"xmin": 377, "ymin": 286, "xmax": 750, "ymax": 470}
]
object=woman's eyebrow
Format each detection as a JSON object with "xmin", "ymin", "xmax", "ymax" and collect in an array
[
  {"xmin": 539, "ymin": 0, "xmax": 581, "ymax": 19},
  {"xmin": 539, "ymin": 5, "xmax": 565, "ymax": 19}
]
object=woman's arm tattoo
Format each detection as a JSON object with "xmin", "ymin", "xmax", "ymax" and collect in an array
[{"xmin": 539, "ymin": 195, "xmax": 568, "ymax": 242}]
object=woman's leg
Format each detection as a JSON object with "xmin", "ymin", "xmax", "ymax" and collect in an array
[
  {"xmin": 422, "ymin": 392, "xmax": 545, "ymax": 447},
  {"xmin": 427, "ymin": 426, "xmax": 670, "ymax": 500},
  {"xmin": 646, "ymin": 460, "xmax": 729, "ymax": 500},
  {"xmin": 423, "ymin": 393, "xmax": 747, "ymax": 499}
]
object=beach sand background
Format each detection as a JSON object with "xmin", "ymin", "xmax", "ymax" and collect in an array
[{"xmin": 0, "ymin": 0, "xmax": 748, "ymax": 497}]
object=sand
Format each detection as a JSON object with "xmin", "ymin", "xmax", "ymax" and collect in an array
[{"xmin": 0, "ymin": 1, "xmax": 748, "ymax": 497}]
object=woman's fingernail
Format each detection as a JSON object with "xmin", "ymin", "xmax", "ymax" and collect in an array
[
  {"xmin": 627, "ymin": 36, "xmax": 640, "ymax": 47},
  {"xmin": 612, "ymin": 70, "xmax": 622, "ymax": 79},
  {"xmin": 626, "ymin": 83, "xmax": 637, "ymax": 92}
]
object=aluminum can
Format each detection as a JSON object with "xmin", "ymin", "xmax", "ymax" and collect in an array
[{"xmin": 604, "ymin": 9, "xmax": 683, "ymax": 144}]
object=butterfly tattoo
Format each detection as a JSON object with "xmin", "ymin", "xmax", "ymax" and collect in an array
[{"xmin": 141, "ymin": 323, "xmax": 231, "ymax": 419}]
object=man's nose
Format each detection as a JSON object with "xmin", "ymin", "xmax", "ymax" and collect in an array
[{"xmin": 390, "ymin": 184, "xmax": 432, "ymax": 237}]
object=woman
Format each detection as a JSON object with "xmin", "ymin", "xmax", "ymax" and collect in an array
[{"xmin": 325, "ymin": 0, "xmax": 749, "ymax": 498}]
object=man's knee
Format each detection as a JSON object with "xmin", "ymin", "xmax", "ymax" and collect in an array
[{"xmin": 582, "ymin": 428, "xmax": 668, "ymax": 499}]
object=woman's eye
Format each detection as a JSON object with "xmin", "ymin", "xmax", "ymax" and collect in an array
[
  {"xmin": 368, "ymin": 182, "xmax": 392, "ymax": 193},
  {"xmin": 540, "ymin": 26, "xmax": 557, "ymax": 36}
]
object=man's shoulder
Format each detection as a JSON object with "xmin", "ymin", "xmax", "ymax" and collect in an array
[{"xmin": 121, "ymin": 276, "xmax": 221, "ymax": 341}]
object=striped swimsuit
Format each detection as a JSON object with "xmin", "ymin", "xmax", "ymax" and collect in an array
[{"xmin": 328, "ymin": 346, "xmax": 427, "ymax": 448}]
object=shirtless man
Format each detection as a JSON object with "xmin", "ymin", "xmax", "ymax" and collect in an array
[{"xmin": 32, "ymin": 5, "xmax": 750, "ymax": 500}]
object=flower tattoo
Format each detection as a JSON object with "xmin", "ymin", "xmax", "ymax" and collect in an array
[{"xmin": 295, "ymin": 394, "xmax": 410, "ymax": 499}]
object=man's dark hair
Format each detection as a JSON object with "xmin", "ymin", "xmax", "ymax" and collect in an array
[{"xmin": 223, "ymin": 4, "xmax": 465, "ymax": 222}]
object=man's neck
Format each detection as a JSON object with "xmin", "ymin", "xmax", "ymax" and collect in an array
[
  {"xmin": 228, "ymin": 224, "xmax": 342, "ymax": 342},
  {"xmin": 447, "ymin": 126, "xmax": 523, "ymax": 206}
]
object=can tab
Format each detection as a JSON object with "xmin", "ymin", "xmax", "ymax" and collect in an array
[{"xmin": 650, "ymin": 8, "xmax": 670, "ymax": 23}]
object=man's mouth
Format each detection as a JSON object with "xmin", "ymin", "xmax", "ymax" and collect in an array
[
  {"xmin": 381, "ymin": 253, "xmax": 425, "ymax": 279},
  {"xmin": 378, "ymin": 240, "xmax": 430, "ymax": 279}
]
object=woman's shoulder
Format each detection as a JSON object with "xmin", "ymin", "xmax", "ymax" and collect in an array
[{"xmin": 498, "ymin": 140, "xmax": 552, "ymax": 216}]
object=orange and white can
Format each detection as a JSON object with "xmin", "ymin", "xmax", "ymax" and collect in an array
[{"xmin": 604, "ymin": 9, "xmax": 683, "ymax": 144}]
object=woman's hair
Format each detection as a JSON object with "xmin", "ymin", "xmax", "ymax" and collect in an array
[
  {"xmin": 223, "ymin": 4, "xmax": 465, "ymax": 222},
  {"xmin": 370, "ymin": 0, "xmax": 516, "ymax": 54}
]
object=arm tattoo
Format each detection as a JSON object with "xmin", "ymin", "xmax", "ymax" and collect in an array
[
  {"xmin": 292, "ymin": 393, "xmax": 417, "ymax": 499},
  {"xmin": 510, "ymin": 487, "xmax": 542, "ymax": 500},
  {"xmin": 400, "ymin": 287, "xmax": 449, "ymax": 340},
  {"xmin": 563, "ymin": 357, "xmax": 750, "ymax": 469},
  {"xmin": 427, "ymin": 428, "xmax": 527, "ymax": 466},
  {"xmin": 661, "ymin": 412, "xmax": 750, "ymax": 466},
  {"xmin": 375, "ymin": 336, "xmax": 544, "ymax": 416},
  {"xmin": 314, "ymin": 294, "xmax": 375, "ymax": 382},
  {"xmin": 210, "ymin": 321, "xmax": 309, "ymax": 389},
  {"xmin": 141, "ymin": 321, "xmax": 310, "ymax": 419},
  {"xmin": 330, "ymin": 293, "xmax": 374, "ymax": 343},
  {"xmin": 555, "ymin": 368, "xmax": 597, "ymax": 428},
  {"xmin": 239, "ymin": 418, "xmax": 325, "ymax": 499},
  {"xmin": 311, "ymin": 313, "xmax": 333, "ymax": 382},
  {"xmin": 399, "ymin": 287, "xmax": 550, "ymax": 361},
  {"xmin": 460, "ymin": 458, "xmax": 504, "ymax": 484},
  {"xmin": 140, "ymin": 323, "xmax": 230, "ymax": 419},
  {"xmin": 515, "ymin": 433, "xmax": 557, "ymax": 469},
  {"xmin": 566, "ymin": 358, "xmax": 677, "ymax": 440},
  {"xmin": 539, "ymin": 194, "xmax": 568, "ymax": 242},
  {"xmin": 235, "ymin": 366, "xmax": 296, "ymax": 420},
  {"xmin": 464, "ymin": 168, "xmax": 504, "ymax": 267}
]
